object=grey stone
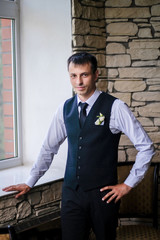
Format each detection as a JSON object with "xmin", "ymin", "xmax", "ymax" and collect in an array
[
  {"xmin": 138, "ymin": 28, "xmax": 152, "ymax": 38},
  {"xmin": 106, "ymin": 55, "xmax": 131, "ymax": 67},
  {"xmin": 137, "ymin": 117, "xmax": 154, "ymax": 126},
  {"xmin": 135, "ymin": 0, "xmax": 160, "ymax": 6},
  {"xmin": 114, "ymin": 80, "xmax": 146, "ymax": 92},
  {"xmin": 110, "ymin": 93, "xmax": 131, "ymax": 106},
  {"xmin": 106, "ymin": 43, "xmax": 126, "ymax": 54},
  {"xmin": 84, "ymin": 35, "xmax": 106, "ymax": 49},
  {"xmin": 107, "ymin": 36, "xmax": 129, "ymax": 42},
  {"xmin": 108, "ymin": 69, "xmax": 119, "ymax": 78},
  {"xmin": 72, "ymin": 19, "xmax": 90, "ymax": 35},
  {"xmin": 82, "ymin": 6, "xmax": 104, "ymax": 20},
  {"xmin": 127, "ymin": 49, "xmax": 160, "ymax": 60},
  {"xmin": 132, "ymin": 61, "xmax": 158, "ymax": 67},
  {"xmin": 28, "ymin": 191, "xmax": 41, "ymax": 205},
  {"xmin": 132, "ymin": 92, "xmax": 160, "ymax": 101},
  {"xmin": 119, "ymin": 67, "xmax": 160, "ymax": 78},
  {"xmin": 17, "ymin": 201, "xmax": 31, "ymax": 220},
  {"xmin": 107, "ymin": 22, "xmax": 138, "ymax": 36},
  {"xmin": 72, "ymin": 0, "xmax": 82, "ymax": 18},
  {"xmin": 129, "ymin": 41, "xmax": 160, "ymax": 49},
  {"xmin": 0, "ymin": 208, "xmax": 16, "ymax": 223},
  {"xmin": 73, "ymin": 35, "xmax": 84, "ymax": 47},
  {"xmin": 136, "ymin": 103, "xmax": 160, "ymax": 117},
  {"xmin": 105, "ymin": 8, "xmax": 151, "ymax": 19},
  {"xmin": 151, "ymin": 4, "xmax": 160, "ymax": 16},
  {"xmin": 105, "ymin": 0, "xmax": 132, "ymax": 7}
]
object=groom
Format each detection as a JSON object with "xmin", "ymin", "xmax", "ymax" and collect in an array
[{"xmin": 3, "ymin": 52, "xmax": 154, "ymax": 240}]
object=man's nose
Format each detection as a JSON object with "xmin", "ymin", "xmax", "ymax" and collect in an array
[{"xmin": 76, "ymin": 76, "xmax": 83, "ymax": 85}]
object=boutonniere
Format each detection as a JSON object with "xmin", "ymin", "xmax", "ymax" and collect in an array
[{"xmin": 95, "ymin": 113, "xmax": 105, "ymax": 125}]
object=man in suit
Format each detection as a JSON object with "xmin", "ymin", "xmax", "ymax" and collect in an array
[{"xmin": 3, "ymin": 52, "xmax": 154, "ymax": 240}]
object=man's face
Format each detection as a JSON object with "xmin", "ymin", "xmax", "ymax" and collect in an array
[{"xmin": 68, "ymin": 62, "xmax": 98, "ymax": 101}]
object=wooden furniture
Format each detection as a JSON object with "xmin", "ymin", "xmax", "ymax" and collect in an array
[
  {"xmin": 0, "ymin": 226, "xmax": 17, "ymax": 240},
  {"xmin": 117, "ymin": 162, "xmax": 160, "ymax": 240}
]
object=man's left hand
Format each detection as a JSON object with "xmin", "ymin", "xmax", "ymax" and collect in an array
[{"xmin": 100, "ymin": 183, "xmax": 132, "ymax": 203}]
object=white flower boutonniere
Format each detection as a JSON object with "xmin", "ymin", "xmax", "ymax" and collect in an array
[{"xmin": 95, "ymin": 113, "xmax": 105, "ymax": 125}]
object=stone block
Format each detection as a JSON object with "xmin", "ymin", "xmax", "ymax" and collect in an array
[
  {"xmin": 111, "ymin": 93, "xmax": 131, "ymax": 106},
  {"xmin": 106, "ymin": 43, "xmax": 126, "ymax": 54},
  {"xmin": 84, "ymin": 35, "xmax": 106, "ymax": 49},
  {"xmin": 96, "ymin": 54, "xmax": 106, "ymax": 66},
  {"xmin": 107, "ymin": 22, "xmax": 138, "ymax": 36},
  {"xmin": 148, "ymin": 85, "xmax": 160, "ymax": 91},
  {"xmin": 72, "ymin": 19, "xmax": 90, "ymax": 35},
  {"xmin": 108, "ymin": 69, "xmax": 119, "ymax": 78},
  {"xmin": 151, "ymin": 4, "xmax": 160, "ymax": 16},
  {"xmin": 148, "ymin": 132, "xmax": 160, "ymax": 144},
  {"xmin": 136, "ymin": 103, "xmax": 160, "ymax": 117},
  {"xmin": 135, "ymin": 0, "xmax": 160, "ymax": 6},
  {"xmin": 137, "ymin": 117, "xmax": 154, "ymax": 126},
  {"xmin": 119, "ymin": 135, "xmax": 133, "ymax": 146},
  {"xmin": 118, "ymin": 150, "xmax": 126, "ymax": 162},
  {"xmin": 90, "ymin": 20, "xmax": 105, "ymax": 28},
  {"xmin": 105, "ymin": 0, "xmax": 132, "ymax": 7},
  {"xmin": 73, "ymin": 35, "xmax": 84, "ymax": 47},
  {"xmin": 132, "ymin": 61, "xmax": 158, "ymax": 67},
  {"xmin": 81, "ymin": 0, "xmax": 104, "ymax": 7},
  {"xmin": 154, "ymin": 118, "xmax": 160, "ymax": 126},
  {"xmin": 0, "ymin": 197, "xmax": 20, "ymax": 209},
  {"xmin": 107, "ymin": 36, "xmax": 129, "ymax": 42},
  {"xmin": 28, "ymin": 191, "xmax": 41, "ymax": 205},
  {"xmin": 151, "ymin": 22, "xmax": 160, "ymax": 32},
  {"xmin": 72, "ymin": 0, "xmax": 82, "ymax": 18},
  {"xmin": 132, "ymin": 92, "xmax": 160, "ymax": 101},
  {"xmin": 132, "ymin": 101, "xmax": 146, "ymax": 107},
  {"xmin": 119, "ymin": 67, "xmax": 160, "ymax": 78},
  {"xmin": 0, "ymin": 207, "xmax": 16, "ymax": 223},
  {"xmin": 129, "ymin": 41, "xmax": 160, "ymax": 49},
  {"xmin": 146, "ymin": 78, "xmax": 160, "ymax": 85},
  {"xmin": 108, "ymin": 81, "xmax": 114, "ymax": 92},
  {"xmin": 114, "ymin": 80, "xmax": 146, "ymax": 92},
  {"xmin": 152, "ymin": 150, "xmax": 160, "ymax": 162},
  {"xmin": 90, "ymin": 27, "xmax": 103, "ymax": 35},
  {"xmin": 106, "ymin": 55, "xmax": 131, "ymax": 67},
  {"xmin": 138, "ymin": 28, "xmax": 152, "ymax": 38},
  {"xmin": 96, "ymin": 80, "xmax": 108, "ymax": 91},
  {"xmin": 105, "ymin": 8, "xmax": 151, "ymax": 19},
  {"xmin": 17, "ymin": 201, "xmax": 31, "ymax": 220},
  {"xmin": 126, "ymin": 148, "xmax": 138, "ymax": 161},
  {"xmin": 82, "ymin": 6, "xmax": 104, "ymax": 20},
  {"xmin": 144, "ymin": 127, "xmax": 159, "ymax": 132},
  {"xmin": 127, "ymin": 49, "xmax": 160, "ymax": 60}
]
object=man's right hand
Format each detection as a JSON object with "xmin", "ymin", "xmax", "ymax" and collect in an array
[{"xmin": 2, "ymin": 184, "xmax": 31, "ymax": 199}]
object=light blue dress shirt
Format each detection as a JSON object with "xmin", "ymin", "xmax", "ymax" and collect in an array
[{"xmin": 26, "ymin": 90, "xmax": 155, "ymax": 188}]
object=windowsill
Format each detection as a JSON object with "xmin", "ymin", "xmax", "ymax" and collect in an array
[{"xmin": 0, "ymin": 163, "xmax": 65, "ymax": 197}]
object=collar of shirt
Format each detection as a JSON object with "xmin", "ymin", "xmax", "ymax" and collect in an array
[{"xmin": 77, "ymin": 89, "xmax": 101, "ymax": 115}]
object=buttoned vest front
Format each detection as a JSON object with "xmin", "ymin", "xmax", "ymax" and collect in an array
[{"xmin": 63, "ymin": 92, "xmax": 121, "ymax": 191}]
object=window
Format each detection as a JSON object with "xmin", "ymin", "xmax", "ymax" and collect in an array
[{"xmin": 0, "ymin": 0, "xmax": 21, "ymax": 169}]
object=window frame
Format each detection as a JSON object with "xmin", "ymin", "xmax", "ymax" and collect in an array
[{"xmin": 0, "ymin": 0, "xmax": 22, "ymax": 169}]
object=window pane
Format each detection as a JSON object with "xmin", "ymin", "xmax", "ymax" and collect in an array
[{"xmin": 0, "ymin": 18, "xmax": 17, "ymax": 160}]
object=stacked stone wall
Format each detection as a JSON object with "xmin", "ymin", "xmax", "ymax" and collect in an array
[{"xmin": 72, "ymin": 0, "xmax": 160, "ymax": 163}]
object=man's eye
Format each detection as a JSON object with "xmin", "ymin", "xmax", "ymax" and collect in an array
[
  {"xmin": 83, "ymin": 73, "xmax": 88, "ymax": 77},
  {"xmin": 71, "ymin": 74, "xmax": 76, "ymax": 78}
]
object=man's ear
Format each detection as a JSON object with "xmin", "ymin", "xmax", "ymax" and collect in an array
[{"xmin": 94, "ymin": 69, "xmax": 99, "ymax": 82}]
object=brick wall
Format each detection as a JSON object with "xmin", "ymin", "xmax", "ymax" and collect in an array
[{"xmin": 0, "ymin": 18, "xmax": 15, "ymax": 159}]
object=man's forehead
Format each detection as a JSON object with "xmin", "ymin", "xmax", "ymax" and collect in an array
[{"xmin": 68, "ymin": 62, "xmax": 92, "ymax": 71}]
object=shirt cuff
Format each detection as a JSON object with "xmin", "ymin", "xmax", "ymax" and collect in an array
[
  {"xmin": 25, "ymin": 176, "xmax": 40, "ymax": 188},
  {"xmin": 124, "ymin": 173, "xmax": 142, "ymax": 188}
]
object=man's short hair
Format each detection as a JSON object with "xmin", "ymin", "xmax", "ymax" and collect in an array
[{"xmin": 67, "ymin": 52, "xmax": 97, "ymax": 74}]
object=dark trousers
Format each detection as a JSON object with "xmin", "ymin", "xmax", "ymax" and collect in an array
[{"xmin": 61, "ymin": 184, "xmax": 120, "ymax": 240}]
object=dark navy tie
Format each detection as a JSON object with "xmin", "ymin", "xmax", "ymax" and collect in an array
[{"xmin": 79, "ymin": 102, "xmax": 88, "ymax": 128}]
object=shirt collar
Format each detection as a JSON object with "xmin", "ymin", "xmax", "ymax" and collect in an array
[{"xmin": 77, "ymin": 89, "xmax": 101, "ymax": 108}]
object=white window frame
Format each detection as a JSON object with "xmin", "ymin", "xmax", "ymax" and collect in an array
[{"xmin": 0, "ymin": 0, "xmax": 22, "ymax": 169}]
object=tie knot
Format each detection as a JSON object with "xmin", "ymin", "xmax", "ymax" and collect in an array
[{"xmin": 79, "ymin": 102, "xmax": 88, "ymax": 111}]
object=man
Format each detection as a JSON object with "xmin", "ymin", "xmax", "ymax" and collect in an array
[{"xmin": 3, "ymin": 52, "xmax": 154, "ymax": 240}]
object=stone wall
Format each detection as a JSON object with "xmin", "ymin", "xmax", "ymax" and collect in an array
[
  {"xmin": 72, "ymin": 0, "xmax": 160, "ymax": 163},
  {"xmin": 0, "ymin": 179, "xmax": 63, "ymax": 233}
]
